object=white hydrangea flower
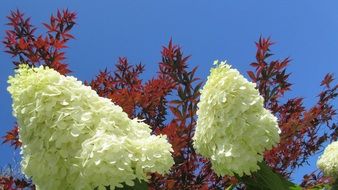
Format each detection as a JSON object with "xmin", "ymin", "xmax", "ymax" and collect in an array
[
  {"xmin": 193, "ymin": 60, "xmax": 280, "ymax": 177},
  {"xmin": 7, "ymin": 65, "xmax": 174, "ymax": 190},
  {"xmin": 317, "ymin": 141, "xmax": 338, "ymax": 178}
]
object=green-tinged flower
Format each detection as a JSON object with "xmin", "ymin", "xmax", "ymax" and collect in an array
[
  {"xmin": 193, "ymin": 60, "xmax": 280, "ymax": 177},
  {"xmin": 317, "ymin": 141, "xmax": 338, "ymax": 178},
  {"xmin": 8, "ymin": 65, "xmax": 174, "ymax": 190}
]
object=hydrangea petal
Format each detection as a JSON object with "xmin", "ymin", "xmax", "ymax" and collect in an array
[
  {"xmin": 193, "ymin": 60, "xmax": 280, "ymax": 177},
  {"xmin": 317, "ymin": 141, "xmax": 338, "ymax": 178},
  {"xmin": 8, "ymin": 65, "xmax": 174, "ymax": 190}
]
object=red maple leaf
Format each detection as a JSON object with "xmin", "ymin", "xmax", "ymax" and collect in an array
[
  {"xmin": 2, "ymin": 125, "xmax": 21, "ymax": 149},
  {"xmin": 321, "ymin": 73, "xmax": 334, "ymax": 88}
]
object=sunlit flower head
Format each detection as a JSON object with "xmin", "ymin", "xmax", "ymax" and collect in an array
[
  {"xmin": 8, "ymin": 65, "xmax": 174, "ymax": 190},
  {"xmin": 317, "ymin": 141, "xmax": 338, "ymax": 178},
  {"xmin": 193, "ymin": 60, "xmax": 280, "ymax": 177}
]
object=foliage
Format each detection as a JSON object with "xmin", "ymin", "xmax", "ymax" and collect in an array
[
  {"xmin": 242, "ymin": 162, "xmax": 301, "ymax": 190},
  {"xmin": 0, "ymin": 165, "xmax": 34, "ymax": 190},
  {"xmin": 3, "ymin": 9, "xmax": 75, "ymax": 74},
  {"xmin": 1, "ymin": 9, "xmax": 337, "ymax": 189},
  {"xmin": 252, "ymin": 38, "xmax": 337, "ymax": 179},
  {"xmin": 300, "ymin": 171, "xmax": 333, "ymax": 190},
  {"xmin": 2, "ymin": 124, "xmax": 21, "ymax": 149},
  {"xmin": 0, "ymin": 176, "xmax": 33, "ymax": 190}
]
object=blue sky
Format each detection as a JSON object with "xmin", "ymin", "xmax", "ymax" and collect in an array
[{"xmin": 0, "ymin": 0, "xmax": 337, "ymax": 184}]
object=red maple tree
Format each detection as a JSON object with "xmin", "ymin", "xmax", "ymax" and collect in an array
[{"xmin": 1, "ymin": 10, "xmax": 337, "ymax": 190}]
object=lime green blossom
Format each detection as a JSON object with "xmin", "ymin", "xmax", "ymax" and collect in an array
[
  {"xmin": 317, "ymin": 141, "xmax": 338, "ymax": 178},
  {"xmin": 193, "ymin": 60, "xmax": 280, "ymax": 177},
  {"xmin": 8, "ymin": 65, "xmax": 174, "ymax": 190}
]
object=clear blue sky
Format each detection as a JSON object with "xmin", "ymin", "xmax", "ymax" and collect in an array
[{"xmin": 0, "ymin": 0, "xmax": 337, "ymax": 184}]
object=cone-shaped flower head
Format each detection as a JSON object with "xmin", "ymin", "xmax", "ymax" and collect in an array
[
  {"xmin": 7, "ymin": 65, "xmax": 174, "ymax": 190},
  {"xmin": 193, "ymin": 60, "xmax": 280, "ymax": 177},
  {"xmin": 317, "ymin": 141, "xmax": 338, "ymax": 178}
]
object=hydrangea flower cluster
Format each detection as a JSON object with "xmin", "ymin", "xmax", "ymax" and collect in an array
[
  {"xmin": 7, "ymin": 65, "xmax": 174, "ymax": 190},
  {"xmin": 317, "ymin": 141, "xmax": 338, "ymax": 178},
  {"xmin": 193, "ymin": 60, "xmax": 280, "ymax": 177}
]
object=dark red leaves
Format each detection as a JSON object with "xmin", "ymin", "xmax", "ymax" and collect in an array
[
  {"xmin": 89, "ymin": 57, "xmax": 175, "ymax": 127},
  {"xmin": 321, "ymin": 73, "xmax": 334, "ymax": 88},
  {"xmin": 300, "ymin": 171, "xmax": 333, "ymax": 189},
  {"xmin": 18, "ymin": 38, "xmax": 29, "ymax": 50},
  {"xmin": 250, "ymin": 37, "xmax": 292, "ymax": 107},
  {"xmin": 247, "ymin": 71, "xmax": 256, "ymax": 82},
  {"xmin": 251, "ymin": 38, "xmax": 337, "ymax": 188},
  {"xmin": 2, "ymin": 125, "xmax": 21, "ymax": 149},
  {"xmin": 3, "ymin": 9, "xmax": 75, "ymax": 74},
  {"xmin": 0, "ymin": 176, "xmax": 34, "ymax": 190},
  {"xmin": 44, "ymin": 9, "xmax": 76, "ymax": 39}
]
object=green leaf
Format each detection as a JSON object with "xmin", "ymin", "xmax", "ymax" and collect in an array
[
  {"xmin": 115, "ymin": 180, "xmax": 148, "ymax": 190},
  {"xmin": 307, "ymin": 185, "xmax": 331, "ymax": 190},
  {"xmin": 225, "ymin": 184, "xmax": 234, "ymax": 190},
  {"xmin": 242, "ymin": 162, "xmax": 302, "ymax": 190}
]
